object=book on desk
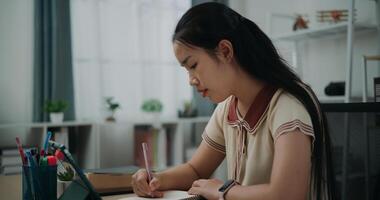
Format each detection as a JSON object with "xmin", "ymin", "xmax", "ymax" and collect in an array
[
  {"xmin": 85, "ymin": 166, "xmax": 139, "ymax": 195},
  {"xmin": 116, "ymin": 190, "xmax": 205, "ymax": 200}
]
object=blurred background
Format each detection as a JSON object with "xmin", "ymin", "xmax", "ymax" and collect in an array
[{"xmin": 0, "ymin": 0, "xmax": 379, "ymax": 199}]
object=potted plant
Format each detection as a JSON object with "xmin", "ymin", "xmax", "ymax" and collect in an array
[
  {"xmin": 178, "ymin": 100, "xmax": 197, "ymax": 118},
  {"xmin": 141, "ymin": 99, "xmax": 163, "ymax": 113},
  {"xmin": 105, "ymin": 97, "xmax": 121, "ymax": 122},
  {"xmin": 57, "ymin": 162, "xmax": 75, "ymax": 197},
  {"xmin": 141, "ymin": 99, "xmax": 163, "ymax": 121},
  {"xmin": 43, "ymin": 100, "xmax": 68, "ymax": 123}
]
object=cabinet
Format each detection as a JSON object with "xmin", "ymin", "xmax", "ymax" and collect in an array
[{"xmin": 322, "ymin": 103, "xmax": 380, "ymax": 200}]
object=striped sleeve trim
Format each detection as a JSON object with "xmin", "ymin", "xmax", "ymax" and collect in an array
[
  {"xmin": 274, "ymin": 119, "xmax": 315, "ymax": 143},
  {"xmin": 202, "ymin": 132, "xmax": 226, "ymax": 154}
]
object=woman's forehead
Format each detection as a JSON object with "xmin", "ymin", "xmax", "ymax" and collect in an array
[{"xmin": 173, "ymin": 41, "xmax": 203, "ymax": 57}]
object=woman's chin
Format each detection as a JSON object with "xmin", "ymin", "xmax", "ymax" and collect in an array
[{"xmin": 208, "ymin": 96, "xmax": 226, "ymax": 104}]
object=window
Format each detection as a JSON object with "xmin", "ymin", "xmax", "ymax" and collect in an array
[{"xmin": 71, "ymin": 0, "xmax": 192, "ymax": 121}]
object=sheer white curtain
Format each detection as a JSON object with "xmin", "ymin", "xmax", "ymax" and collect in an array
[{"xmin": 71, "ymin": 0, "xmax": 192, "ymax": 121}]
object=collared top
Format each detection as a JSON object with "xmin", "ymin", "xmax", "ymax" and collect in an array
[{"xmin": 202, "ymin": 85, "xmax": 315, "ymax": 185}]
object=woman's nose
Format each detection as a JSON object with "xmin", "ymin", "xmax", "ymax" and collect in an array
[{"xmin": 189, "ymin": 76, "xmax": 199, "ymax": 86}]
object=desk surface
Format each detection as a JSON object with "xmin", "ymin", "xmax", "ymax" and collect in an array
[
  {"xmin": 0, "ymin": 174, "xmax": 22, "ymax": 200},
  {"xmin": 103, "ymin": 193, "xmax": 134, "ymax": 200}
]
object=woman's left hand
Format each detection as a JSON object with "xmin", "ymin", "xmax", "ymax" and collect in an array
[{"xmin": 188, "ymin": 178, "xmax": 223, "ymax": 200}]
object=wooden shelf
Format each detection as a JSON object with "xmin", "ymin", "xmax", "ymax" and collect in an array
[
  {"xmin": 0, "ymin": 121, "xmax": 93, "ymax": 129},
  {"xmin": 272, "ymin": 22, "xmax": 377, "ymax": 41},
  {"xmin": 318, "ymin": 95, "xmax": 346, "ymax": 103},
  {"xmin": 131, "ymin": 116, "xmax": 210, "ymax": 126}
]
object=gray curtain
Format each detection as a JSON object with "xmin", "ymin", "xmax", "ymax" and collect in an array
[
  {"xmin": 191, "ymin": 0, "xmax": 228, "ymax": 116},
  {"xmin": 33, "ymin": 0, "xmax": 75, "ymax": 122}
]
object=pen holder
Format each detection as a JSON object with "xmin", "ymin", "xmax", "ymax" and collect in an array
[{"xmin": 22, "ymin": 165, "xmax": 57, "ymax": 200}]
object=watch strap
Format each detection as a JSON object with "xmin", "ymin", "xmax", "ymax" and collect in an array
[{"xmin": 218, "ymin": 180, "xmax": 238, "ymax": 200}]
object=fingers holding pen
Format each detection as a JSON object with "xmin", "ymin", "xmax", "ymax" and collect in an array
[
  {"xmin": 131, "ymin": 169, "xmax": 164, "ymax": 198},
  {"xmin": 149, "ymin": 177, "xmax": 163, "ymax": 197},
  {"xmin": 132, "ymin": 169, "xmax": 153, "ymax": 196}
]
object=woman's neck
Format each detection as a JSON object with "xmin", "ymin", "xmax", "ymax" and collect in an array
[{"xmin": 233, "ymin": 73, "xmax": 266, "ymax": 118}]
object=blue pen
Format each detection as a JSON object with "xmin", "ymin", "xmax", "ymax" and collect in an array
[
  {"xmin": 25, "ymin": 151, "xmax": 37, "ymax": 199},
  {"xmin": 43, "ymin": 131, "xmax": 52, "ymax": 156},
  {"xmin": 26, "ymin": 150, "xmax": 46, "ymax": 200}
]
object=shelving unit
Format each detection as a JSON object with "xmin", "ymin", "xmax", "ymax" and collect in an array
[
  {"xmin": 0, "ymin": 117, "xmax": 211, "ymax": 172},
  {"xmin": 131, "ymin": 116, "xmax": 210, "ymax": 169},
  {"xmin": 0, "ymin": 121, "xmax": 97, "ymax": 169},
  {"xmin": 272, "ymin": 22, "xmax": 377, "ymax": 41},
  {"xmin": 269, "ymin": 1, "xmax": 379, "ymax": 199},
  {"xmin": 269, "ymin": 0, "xmax": 379, "ymax": 104}
]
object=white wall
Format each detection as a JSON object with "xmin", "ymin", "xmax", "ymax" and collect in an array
[
  {"xmin": 0, "ymin": 0, "xmax": 34, "ymax": 147},
  {"xmin": 0, "ymin": 0, "xmax": 33, "ymax": 124},
  {"xmin": 230, "ymin": 0, "xmax": 379, "ymax": 99}
]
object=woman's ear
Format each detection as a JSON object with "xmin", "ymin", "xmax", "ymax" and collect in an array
[{"xmin": 217, "ymin": 39, "xmax": 234, "ymax": 63}]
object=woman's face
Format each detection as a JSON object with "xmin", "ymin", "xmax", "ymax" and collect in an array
[{"xmin": 173, "ymin": 41, "xmax": 235, "ymax": 103}]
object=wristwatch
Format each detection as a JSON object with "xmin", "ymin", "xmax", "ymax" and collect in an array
[{"xmin": 218, "ymin": 179, "xmax": 238, "ymax": 200}]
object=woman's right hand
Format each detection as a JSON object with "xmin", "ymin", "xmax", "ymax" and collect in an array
[{"xmin": 131, "ymin": 169, "xmax": 164, "ymax": 198}]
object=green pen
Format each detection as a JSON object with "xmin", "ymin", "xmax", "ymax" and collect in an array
[{"xmin": 39, "ymin": 157, "xmax": 48, "ymax": 166}]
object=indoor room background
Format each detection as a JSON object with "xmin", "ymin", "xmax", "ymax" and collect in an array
[{"xmin": 0, "ymin": 0, "xmax": 379, "ymax": 199}]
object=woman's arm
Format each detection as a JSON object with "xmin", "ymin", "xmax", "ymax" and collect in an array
[
  {"xmin": 131, "ymin": 140, "xmax": 225, "ymax": 197},
  {"xmin": 189, "ymin": 129, "xmax": 312, "ymax": 200},
  {"xmin": 156, "ymin": 140, "xmax": 225, "ymax": 191}
]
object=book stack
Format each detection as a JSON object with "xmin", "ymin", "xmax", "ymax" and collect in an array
[{"xmin": 0, "ymin": 148, "xmax": 22, "ymax": 175}]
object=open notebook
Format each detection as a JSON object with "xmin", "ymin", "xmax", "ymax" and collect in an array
[{"xmin": 118, "ymin": 190, "xmax": 205, "ymax": 200}]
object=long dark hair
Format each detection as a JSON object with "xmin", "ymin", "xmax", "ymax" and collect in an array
[{"xmin": 173, "ymin": 2, "xmax": 335, "ymax": 200}]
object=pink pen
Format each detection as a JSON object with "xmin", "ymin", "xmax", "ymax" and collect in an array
[
  {"xmin": 142, "ymin": 143, "xmax": 152, "ymax": 182},
  {"xmin": 142, "ymin": 142, "xmax": 153, "ymax": 197},
  {"xmin": 15, "ymin": 137, "xmax": 27, "ymax": 165}
]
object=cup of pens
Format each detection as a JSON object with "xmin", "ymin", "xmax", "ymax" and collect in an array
[
  {"xmin": 16, "ymin": 132, "xmax": 61, "ymax": 200},
  {"xmin": 22, "ymin": 164, "xmax": 57, "ymax": 200}
]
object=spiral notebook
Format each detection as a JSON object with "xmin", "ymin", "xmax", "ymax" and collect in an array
[{"xmin": 118, "ymin": 190, "xmax": 205, "ymax": 200}]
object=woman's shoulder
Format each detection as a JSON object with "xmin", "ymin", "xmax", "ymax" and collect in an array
[{"xmin": 269, "ymin": 88, "xmax": 307, "ymax": 113}]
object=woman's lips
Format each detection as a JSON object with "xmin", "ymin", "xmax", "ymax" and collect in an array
[{"xmin": 198, "ymin": 89, "xmax": 208, "ymax": 97}]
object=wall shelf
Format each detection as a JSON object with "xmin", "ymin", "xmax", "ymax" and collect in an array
[
  {"xmin": 0, "ymin": 121, "xmax": 93, "ymax": 129},
  {"xmin": 318, "ymin": 95, "xmax": 346, "ymax": 103},
  {"xmin": 272, "ymin": 22, "xmax": 378, "ymax": 41}
]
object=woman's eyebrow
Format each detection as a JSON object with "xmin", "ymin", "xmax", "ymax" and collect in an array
[{"xmin": 180, "ymin": 56, "xmax": 191, "ymax": 66}]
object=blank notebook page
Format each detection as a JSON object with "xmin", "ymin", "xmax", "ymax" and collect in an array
[{"xmin": 118, "ymin": 190, "xmax": 203, "ymax": 200}]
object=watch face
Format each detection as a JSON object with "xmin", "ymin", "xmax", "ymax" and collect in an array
[{"xmin": 218, "ymin": 179, "xmax": 235, "ymax": 192}]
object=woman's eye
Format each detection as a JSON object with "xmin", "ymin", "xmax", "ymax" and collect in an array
[{"xmin": 190, "ymin": 63, "xmax": 197, "ymax": 69}]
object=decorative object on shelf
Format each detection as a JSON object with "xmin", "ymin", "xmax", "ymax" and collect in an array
[
  {"xmin": 43, "ymin": 100, "xmax": 69, "ymax": 123},
  {"xmin": 178, "ymin": 100, "xmax": 197, "ymax": 118},
  {"xmin": 317, "ymin": 9, "xmax": 355, "ymax": 24},
  {"xmin": 293, "ymin": 15, "xmax": 309, "ymax": 31},
  {"xmin": 324, "ymin": 81, "xmax": 345, "ymax": 96},
  {"xmin": 362, "ymin": 55, "xmax": 380, "ymax": 102},
  {"xmin": 105, "ymin": 97, "xmax": 121, "ymax": 122},
  {"xmin": 375, "ymin": 77, "xmax": 380, "ymax": 102}
]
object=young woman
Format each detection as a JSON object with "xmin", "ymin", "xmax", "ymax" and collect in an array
[{"xmin": 131, "ymin": 2, "xmax": 335, "ymax": 200}]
